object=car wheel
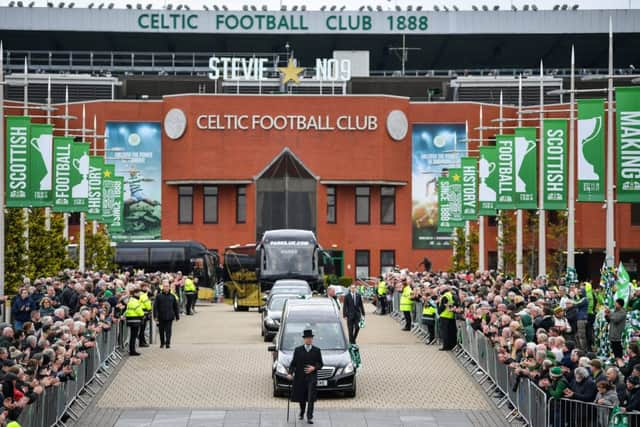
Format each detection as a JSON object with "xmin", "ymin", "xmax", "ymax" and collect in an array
[
  {"xmin": 233, "ymin": 293, "xmax": 239, "ymax": 312},
  {"xmin": 345, "ymin": 377, "xmax": 356, "ymax": 398}
]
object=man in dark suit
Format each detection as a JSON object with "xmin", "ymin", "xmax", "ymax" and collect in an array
[
  {"xmin": 343, "ymin": 283, "xmax": 365, "ymax": 344},
  {"xmin": 287, "ymin": 329, "xmax": 323, "ymax": 424},
  {"xmin": 152, "ymin": 279, "xmax": 180, "ymax": 349}
]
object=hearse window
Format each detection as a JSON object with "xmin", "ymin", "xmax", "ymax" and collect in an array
[{"xmin": 116, "ymin": 247, "xmax": 149, "ymax": 265}]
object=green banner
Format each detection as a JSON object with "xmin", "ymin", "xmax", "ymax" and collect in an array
[
  {"xmin": 615, "ymin": 87, "xmax": 640, "ymax": 203},
  {"xmin": 109, "ymin": 176, "xmax": 125, "ymax": 232},
  {"xmin": 478, "ymin": 146, "xmax": 498, "ymax": 216},
  {"xmin": 496, "ymin": 134, "xmax": 515, "ymax": 209},
  {"xmin": 70, "ymin": 142, "xmax": 89, "ymax": 212},
  {"xmin": 28, "ymin": 123, "xmax": 54, "ymax": 207},
  {"xmin": 543, "ymin": 119, "xmax": 568, "ymax": 210},
  {"xmin": 577, "ymin": 99, "xmax": 605, "ymax": 202},
  {"xmin": 52, "ymin": 137, "xmax": 74, "ymax": 212},
  {"xmin": 87, "ymin": 156, "xmax": 104, "ymax": 221},
  {"xmin": 461, "ymin": 157, "xmax": 478, "ymax": 220},
  {"xmin": 448, "ymin": 168, "xmax": 464, "ymax": 227},
  {"xmin": 101, "ymin": 164, "xmax": 115, "ymax": 224},
  {"xmin": 437, "ymin": 176, "xmax": 452, "ymax": 233},
  {"xmin": 5, "ymin": 116, "xmax": 30, "ymax": 207},
  {"xmin": 514, "ymin": 127, "xmax": 537, "ymax": 209}
]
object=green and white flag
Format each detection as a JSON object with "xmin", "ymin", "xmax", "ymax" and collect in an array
[
  {"xmin": 461, "ymin": 157, "xmax": 478, "ymax": 220},
  {"xmin": 448, "ymin": 168, "xmax": 465, "ymax": 227},
  {"xmin": 101, "ymin": 164, "xmax": 116, "ymax": 224},
  {"xmin": 29, "ymin": 123, "xmax": 54, "ymax": 207},
  {"xmin": 478, "ymin": 146, "xmax": 498, "ymax": 216},
  {"xmin": 496, "ymin": 134, "xmax": 515, "ymax": 210},
  {"xmin": 86, "ymin": 156, "xmax": 104, "ymax": 221},
  {"xmin": 5, "ymin": 116, "xmax": 30, "ymax": 207},
  {"xmin": 542, "ymin": 119, "xmax": 568, "ymax": 210},
  {"xmin": 70, "ymin": 142, "xmax": 90, "ymax": 212},
  {"xmin": 109, "ymin": 176, "xmax": 125, "ymax": 232},
  {"xmin": 577, "ymin": 99, "xmax": 605, "ymax": 202},
  {"xmin": 513, "ymin": 128, "xmax": 537, "ymax": 209},
  {"xmin": 52, "ymin": 137, "xmax": 74, "ymax": 212},
  {"xmin": 437, "ymin": 176, "xmax": 453, "ymax": 233},
  {"xmin": 615, "ymin": 87, "xmax": 640, "ymax": 203},
  {"xmin": 615, "ymin": 262, "xmax": 631, "ymax": 308}
]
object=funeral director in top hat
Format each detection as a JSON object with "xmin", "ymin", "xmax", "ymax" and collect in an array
[{"xmin": 287, "ymin": 328, "xmax": 324, "ymax": 424}]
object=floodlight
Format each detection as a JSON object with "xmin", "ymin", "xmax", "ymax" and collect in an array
[
  {"xmin": 222, "ymin": 5, "xmax": 227, "ymax": 10},
  {"xmin": 145, "ymin": 3, "xmax": 151, "ymax": 8},
  {"xmin": 108, "ymin": 4, "xmax": 114, "ymax": 9},
  {"xmin": 136, "ymin": 3, "xmax": 141, "ymax": 9},
  {"xmin": 452, "ymin": 5, "xmax": 459, "ymax": 10},
  {"xmin": 493, "ymin": 5, "xmax": 499, "ymax": 10},
  {"xmin": 443, "ymin": 5, "xmax": 448, "ymax": 11},
  {"xmin": 471, "ymin": 5, "xmax": 478, "ymax": 10},
  {"xmin": 367, "ymin": 5, "xmax": 373, "ymax": 11},
  {"xmin": 571, "ymin": 4, "xmax": 578, "ymax": 9},
  {"xmin": 176, "ymin": 4, "xmax": 181, "ymax": 9},
  {"xmin": 58, "ymin": 2, "xmax": 64, "ymax": 7},
  {"xmin": 68, "ymin": 1, "xmax": 74, "ymax": 6},
  {"xmin": 511, "ymin": 4, "xmax": 516, "ymax": 10},
  {"xmin": 482, "ymin": 5, "xmax": 488, "ymax": 10},
  {"xmin": 213, "ymin": 4, "xmax": 218, "ymax": 10},
  {"xmin": 340, "ymin": 5, "xmax": 346, "ymax": 10},
  {"xmin": 416, "ymin": 5, "xmax": 422, "ymax": 10},
  {"xmin": 28, "ymin": 1, "xmax": 34, "ymax": 6},
  {"xmin": 126, "ymin": 3, "xmax": 132, "ymax": 8},
  {"xmin": 359, "ymin": 5, "xmax": 364, "ymax": 10},
  {"xmin": 8, "ymin": 1, "xmax": 15, "ymax": 6},
  {"xmin": 292, "ymin": 5, "xmax": 297, "ymax": 10},
  {"xmin": 242, "ymin": 4, "xmax": 247, "ymax": 10},
  {"xmin": 376, "ymin": 5, "xmax": 382, "ymax": 10},
  {"xmin": 250, "ymin": 4, "xmax": 256, "ymax": 10},
  {"xmin": 47, "ymin": 2, "xmax": 54, "ymax": 7},
  {"xmin": 184, "ymin": 4, "xmax": 189, "ymax": 9},
  {"xmin": 17, "ymin": 1, "xmax": 23, "ymax": 6},
  {"xmin": 280, "ymin": 4, "xmax": 286, "ymax": 10},
  {"xmin": 330, "ymin": 5, "xmax": 336, "ymax": 10},
  {"xmin": 98, "ymin": 3, "xmax": 103, "ymax": 8},
  {"xmin": 553, "ymin": 4, "xmax": 560, "ymax": 10},
  {"xmin": 320, "ymin": 5, "xmax": 326, "ymax": 10},
  {"xmin": 531, "ymin": 5, "xmax": 537, "ymax": 11},
  {"xmin": 433, "ymin": 5, "xmax": 439, "ymax": 11},
  {"xmin": 561, "ymin": 4, "xmax": 568, "ymax": 10},
  {"xmin": 300, "ymin": 5, "xmax": 306, "ymax": 10},
  {"xmin": 523, "ymin": 4, "xmax": 529, "ymax": 10},
  {"xmin": 166, "ymin": 3, "xmax": 172, "ymax": 9},
  {"xmin": 406, "ymin": 5, "xmax": 412, "ymax": 11},
  {"xmin": 203, "ymin": 4, "xmax": 208, "ymax": 9},
  {"xmin": 262, "ymin": 4, "xmax": 267, "ymax": 10}
]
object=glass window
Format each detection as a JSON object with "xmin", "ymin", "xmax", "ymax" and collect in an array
[
  {"xmin": 380, "ymin": 186, "xmax": 395, "ymax": 224},
  {"xmin": 327, "ymin": 186, "xmax": 336, "ymax": 224},
  {"xmin": 355, "ymin": 186, "xmax": 370, "ymax": 224},
  {"xmin": 355, "ymin": 250, "xmax": 370, "ymax": 279},
  {"xmin": 632, "ymin": 204, "xmax": 640, "ymax": 226},
  {"xmin": 204, "ymin": 186, "xmax": 218, "ymax": 224},
  {"xmin": 115, "ymin": 247, "xmax": 149, "ymax": 265},
  {"xmin": 236, "ymin": 186, "xmax": 247, "ymax": 224},
  {"xmin": 178, "ymin": 186, "xmax": 193, "ymax": 224},
  {"xmin": 380, "ymin": 250, "xmax": 395, "ymax": 275}
]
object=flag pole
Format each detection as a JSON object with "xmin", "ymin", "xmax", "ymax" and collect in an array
[
  {"xmin": 538, "ymin": 60, "xmax": 547, "ymax": 277},
  {"xmin": 0, "ymin": 41, "xmax": 6, "ymax": 301},
  {"xmin": 567, "ymin": 46, "xmax": 576, "ymax": 270},
  {"xmin": 45, "ymin": 76, "xmax": 51, "ymax": 231},
  {"xmin": 23, "ymin": 58, "xmax": 29, "ymax": 254},
  {"xmin": 497, "ymin": 91, "xmax": 504, "ymax": 272},
  {"xmin": 516, "ymin": 75, "xmax": 524, "ymax": 279},
  {"xmin": 92, "ymin": 114, "xmax": 98, "ymax": 235},
  {"xmin": 63, "ymin": 86, "xmax": 69, "ymax": 241},
  {"xmin": 478, "ymin": 105, "xmax": 485, "ymax": 271},
  {"xmin": 79, "ymin": 104, "xmax": 86, "ymax": 273},
  {"xmin": 605, "ymin": 16, "xmax": 615, "ymax": 266}
]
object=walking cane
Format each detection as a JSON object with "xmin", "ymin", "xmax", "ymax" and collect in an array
[{"xmin": 287, "ymin": 379, "xmax": 291, "ymax": 423}]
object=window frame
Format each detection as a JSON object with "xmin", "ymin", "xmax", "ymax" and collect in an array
[
  {"xmin": 178, "ymin": 185, "xmax": 193, "ymax": 224},
  {"xmin": 380, "ymin": 250, "xmax": 395, "ymax": 275},
  {"xmin": 355, "ymin": 186, "xmax": 371, "ymax": 225},
  {"xmin": 355, "ymin": 249, "xmax": 370, "ymax": 279},
  {"xmin": 380, "ymin": 186, "xmax": 396, "ymax": 225},
  {"xmin": 203, "ymin": 185, "xmax": 219, "ymax": 224},
  {"xmin": 236, "ymin": 185, "xmax": 247, "ymax": 224},
  {"xmin": 326, "ymin": 185, "xmax": 337, "ymax": 224}
]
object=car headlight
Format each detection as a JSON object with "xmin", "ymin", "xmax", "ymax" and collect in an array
[
  {"xmin": 276, "ymin": 361, "xmax": 288, "ymax": 375},
  {"xmin": 343, "ymin": 362, "xmax": 354, "ymax": 375}
]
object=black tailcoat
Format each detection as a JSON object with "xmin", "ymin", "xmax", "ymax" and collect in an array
[{"xmin": 289, "ymin": 345, "xmax": 324, "ymax": 403}]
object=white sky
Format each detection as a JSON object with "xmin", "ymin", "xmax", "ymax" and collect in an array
[{"xmin": 1, "ymin": 0, "xmax": 639, "ymax": 10}]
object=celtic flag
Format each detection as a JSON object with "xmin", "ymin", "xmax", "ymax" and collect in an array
[
  {"xmin": 460, "ymin": 157, "xmax": 478, "ymax": 220},
  {"xmin": 615, "ymin": 262, "xmax": 631, "ymax": 308},
  {"xmin": 448, "ymin": 168, "xmax": 465, "ymax": 228},
  {"xmin": 5, "ymin": 116, "xmax": 30, "ymax": 207},
  {"xmin": 577, "ymin": 99, "xmax": 605, "ymax": 202},
  {"xmin": 86, "ymin": 156, "xmax": 104, "ymax": 221},
  {"xmin": 542, "ymin": 119, "xmax": 568, "ymax": 210},
  {"xmin": 513, "ymin": 128, "xmax": 537, "ymax": 209},
  {"xmin": 29, "ymin": 123, "xmax": 54, "ymax": 207},
  {"xmin": 478, "ymin": 146, "xmax": 498, "ymax": 216},
  {"xmin": 496, "ymin": 135, "xmax": 515, "ymax": 209},
  {"xmin": 615, "ymin": 87, "xmax": 640, "ymax": 203},
  {"xmin": 437, "ymin": 176, "xmax": 453, "ymax": 233}
]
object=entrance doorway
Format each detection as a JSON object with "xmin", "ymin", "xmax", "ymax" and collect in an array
[
  {"xmin": 327, "ymin": 250, "xmax": 344, "ymax": 277},
  {"xmin": 255, "ymin": 149, "xmax": 317, "ymax": 241}
]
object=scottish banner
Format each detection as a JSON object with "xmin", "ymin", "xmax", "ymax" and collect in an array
[
  {"xmin": 577, "ymin": 99, "xmax": 605, "ymax": 202},
  {"xmin": 87, "ymin": 156, "xmax": 104, "ymax": 221},
  {"xmin": 513, "ymin": 127, "xmax": 537, "ymax": 209},
  {"xmin": 28, "ymin": 123, "xmax": 54, "ymax": 207},
  {"xmin": 461, "ymin": 157, "xmax": 478, "ymax": 220},
  {"xmin": 496, "ymin": 134, "xmax": 515, "ymax": 210},
  {"xmin": 5, "ymin": 116, "xmax": 30, "ymax": 207},
  {"xmin": 615, "ymin": 87, "xmax": 640, "ymax": 203},
  {"xmin": 478, "ymin": 146, "xmax": 498, "ymax": 216},
  {"xmin": 542, "ymin": 119, "xmax": 568, "ymax": 210},
  {"xmin": 448, "ymin": 167, "xmax": 465, "ymax": 228},
  {"xmin": 52, "ymin": 137, "xmax": 74, "ymax": 212},
  {"xmin": 437, "ymin": 176, "xmax": 453, "ymax": 233}
]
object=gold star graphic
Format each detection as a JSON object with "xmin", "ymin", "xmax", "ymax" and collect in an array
[
  {"xmin": 452, "ymin": 173, "xmax": 461, "ymax": 182},
  {"xmin": 103, "ymin": 169, "xmax": 112, "ymax": 178},
  {"xmin": 279, "ymin": 58, "xmax": 304, "ymax": 84}
]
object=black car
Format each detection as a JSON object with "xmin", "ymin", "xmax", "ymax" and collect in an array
[
  {"xmin": 268, "ymin": 299, "xmax": 357, "ymax": 398},
  {"xmin": 261, "ymin": 293, "xmax": 300, "ymax": 342}
]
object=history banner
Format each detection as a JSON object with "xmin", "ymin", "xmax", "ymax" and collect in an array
[
  {"xmin": 615, "ymin": 87, "xmax": 640, "ymax": 203},
  {"xmin": 513, "ymin": 127, "xmax": 537, "ymax": 209},
  {"xmin": 478, "ymin": 146, "xmax": 498, "ymax": 216},
  {"xmin": 105, "ymin": 122, "xmax": 162, "ymax": 241},
  {"xmin": 87, "ymin": 156, "xmax": 104, "ymax": 221},
  {"xmin": 496, "ymin": 134, "xmax": 515, "ymax": 210},
  {"xmin": 437, "ymin": 176, "xmax": 452, "ymax": 233},
  {"xmin": 5, "ymin": 116, "xmax": 30, "ymax": 207},
  {"xmin": 460, "ymin": 158, "xmax": 478, "ymax": 220},
  {"xmin": 577, "ymin": 99, "xmax": 605, "ymax": 202},
  {"xmin": 411, "ymin": 123, "xmax": 467, "ymax": 248},
  {"xmin": 28, "ymin": 123, "xmax": 54, "ymax": 207},
  {"xmin": 542, "ymin": 119, "xmax": 568, "ymax": 210}
]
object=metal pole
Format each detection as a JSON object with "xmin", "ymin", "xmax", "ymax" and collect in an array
[
  {"xmin": 516, "ymin": 75, "xmax": 524, "ymax": 279},
  {"xmin": 538, "ymin": 60, "xmax": 547, "ymax": 277},
  {"xmin": 63, "ymin": 86, "xmax": 69, "ymax": 241},
  {"xmin": 79, "ymin": 104, "xmax": 86, "ymax": 272},
  {"xmin": 45, "ymin": 75, "xmax": 51, "ymax": 231},
  {"xmin": 497, "ymin": 91, "xmax": 504, "ymax": 272},
  {"xmin": 605, "ymin": 17, "xmax": 615, "ymax": 266},
  {"xmin": 567, "ymin": 46, "xmax": 576, "ymax": 269},
  {"xmin": 0, "ymin": 41, "xmax": 6, "ymax": 298},
  {"xmin": 478, "ymin": 105, "xmax": 486, "ymax": 271},
  {"xmin": 92, "ymin": 114, "xmax": 98, "ymax": 235},
  {"xmin": 22, "ymin": 58, "xmax": 29, "ymax": 253}
]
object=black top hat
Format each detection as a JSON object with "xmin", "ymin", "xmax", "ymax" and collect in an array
[{"xmin": 302, "ymin": 329, "xmax": 314, "ymax": 338}]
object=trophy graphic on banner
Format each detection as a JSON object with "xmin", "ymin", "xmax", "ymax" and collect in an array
[
  {"xmin": 478, "ymin": 156, "xmax": 496, "ymax": 201},
  {"xmin": 514, "ymin": 136, "xmax": 536, "ymax": 193},
  {"xmin": 578, "ymin": 116, "xmax": 602, "ymax": 181},
  {"xmin": 72, "ymin": 153, "xmax": 90, "ymax": 198},
  {"xmin": 31, "ymin": 134, "xmax": 53, "ymax": 191}
]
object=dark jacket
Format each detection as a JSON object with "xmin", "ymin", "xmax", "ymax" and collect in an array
[
  {"xmin": 153, "ymin": 291, "xmax": 180, "ymax": 322},
  {"xmin": 289, "ymin": 345, "xmax": 323, "ymax": 403},
  {"xmin": 625, "ymin": 386, "xmax": 640, "ymax": 412},
  {"xmin": 342, "ymin": 292, "xmax": 365, "ymax": 321},
  {"xmin": 608, "ymin": 308, "xmax": 627, "ymax": 342},
  {"xmin": 11, "ymin": 296, "xmax": 34, "ymax": 323},
  {"xmin": 569, "ymin": 376, "xmax": 597, "ymax": 402},
  {"xmin": 575, "ymin": 295, "xmax": 589, "ymax": 321},
  {"xmin": 621, "ymin": 355, "xmax": 640, "ymax": 379},
  {"xmin": 565, "ymin": 306, "xmax": 578, "ymax": 335}
]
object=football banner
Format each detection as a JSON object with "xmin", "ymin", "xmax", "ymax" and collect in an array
[
  {"xmin": 28, "ymin": 123, "xmax": 54, "ymax": 207},
  {"xmin": 5, "ymin": 116, "xmax": 31, "ymax": 207},
  {"xmin": 52, "ymin": 137, "xmax": 74, "ymax": 212},
  {"xmin": 437, "ymin": 176, "xmax": 452, "ymax": 233},
  {"xmin": 577, "ymin": 99, "xmax": 605, "ymax": 202},
  {"xmin": 615, "ymin": 87, "xmax": 640, "ymax": 203},
  {"xmin": 87, "ymin": 156, "xmax": 104, "ymax": 221},
  {"xmin": 461, "ymin": 157, "xmax": 478, "ymax": 220},
  {"xmin": 542, "ymin": 119, "xmax": 568, "ymax": 210},
  {"xmin": 478, "ymin": 146, "xmax": 498, "ymax": 216},
  {"xmin": 496, "ymin": 134, "xmax": 515, "ymax": 210},
  {"xmin": 513, "ymin": 127, "xmax": 537, "ymax": 209}
]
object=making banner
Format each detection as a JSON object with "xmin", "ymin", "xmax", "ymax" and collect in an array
[
  {"xmin": 105, "ymin": 122, "xmax": 162, "ymax": 241},
  {"xmin": 87, "ymin": 156, "xmax": 104, "ymax": 221},
  {"xmin": 615, "ymin": 87, "xmax": 640, "ymax": 203},
  {"xmin": 28, "ymin": 123, "xmax": 54, "ymax": 207},
  {"xmin": 513, "ymin": 127, "xmax": 537, "ymax": 209},
  {"xmin": 411, "ymin": 123, "xmax": 467, "ymax": 248},
  {"xmin": 461, "ymin": 157, "xmax": 478, "ymax": 220},
  {"xmin": 5, "ymin": 116, "xmax": 31, "ymax": 207},
  {"xmin": 542, "ymin": 119, "xmax": 568, "ymax": 210},
  {"xmin": 496, "ymin": 134, "xmax": 515, "ymax": 210},
  {"xmin": 577, "ymin": 99, "xmax": 605, "ymax": 202},
  {"xmin": 478, "ymin": 146, "xmax": 498, "ymax": 216}
]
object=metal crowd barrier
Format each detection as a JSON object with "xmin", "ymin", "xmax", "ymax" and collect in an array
[{"xmin": 17, "ymin": 320, "xmax": 128, "ymax": 427}]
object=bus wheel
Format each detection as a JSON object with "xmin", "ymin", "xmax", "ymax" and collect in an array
[{"xmin": 233, "ymin": 293, "xmax": 240, "ymax": 312}]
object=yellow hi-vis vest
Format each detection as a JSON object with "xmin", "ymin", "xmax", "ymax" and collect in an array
[
  {"xmin": 440, "ymin": 291, "xmax": 455, "ymax": 319},
  {"xmin": 184, "ymin": 278, "xmax": 196, "ymax": 293},
  {"xmin": 378, "ymin": 280, "xmax": 387, "ymax": 296},
  {"xmin": 139, "ymin": 291, "xmax": 152, "ymax": 312},
  {"xmin": 423, "ymin": 302, "xmax": 437, "ymax": 317},
  {"xmin": 400, "ymin": 285, "xmax": 413, "ymax": 312},
  {"xmin": 125, "ymin": 297, "xmax": 144, "ymax": 318}
]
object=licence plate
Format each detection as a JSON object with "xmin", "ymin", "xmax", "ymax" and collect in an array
[{"xmin": 317, "ymin": 380, "xmax": 328, "ymax": 387}]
